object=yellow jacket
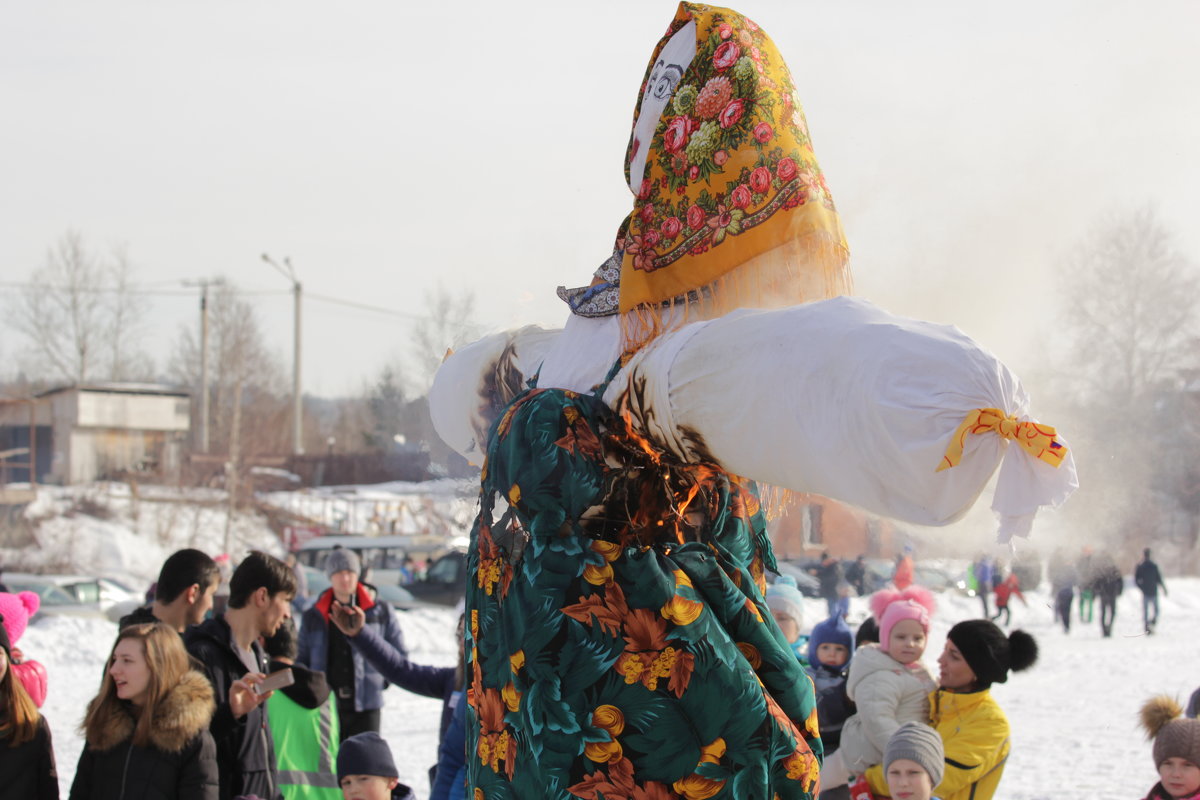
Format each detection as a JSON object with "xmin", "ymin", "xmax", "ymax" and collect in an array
[{"xmin": 864, "ymin": 688, "xmax": 1010, "ymax": 800}]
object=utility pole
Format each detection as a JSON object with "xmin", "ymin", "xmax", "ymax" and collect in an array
[
  {"xmin": 262, "ymin": 253, "xmax": 304, "ymax": 455},
  {"xmin": 183, "ymin": 277, "xmax": 224, "ymax": 453}
]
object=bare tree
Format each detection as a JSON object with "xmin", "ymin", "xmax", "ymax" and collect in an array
[
  {"xmin": 169, "ymin": 283, "xmax": 289, "ymax": 458},
  {"xmin": 104, "ymin": 244, "xmax": 153, "ymax": 381},
  {"xmin": 411, "ymin": 285, "xmax": 481, "ymax": 392},
  {"xmin": 1059, "ymin": 206, "xmax": 1199, "ymax": 416},
  {"xmin": 7, "ymin": 231, "xmax": 153, "ymax": 383},
  {"xmin": 1054, "ymin": 206, "xmax": 1200, "ymax": 550}
]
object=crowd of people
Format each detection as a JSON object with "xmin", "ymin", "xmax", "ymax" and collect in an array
[
  {"xmin": 0, "ymin": 546, "xmax": 465, "ymax": 800},
  {"xmin": 0, "ymin": 544, "xmax": 1192, "ymax": 800},
  {"xmin": 761, "ymin": 547, "xmax": 1191, "ymax": 800}
]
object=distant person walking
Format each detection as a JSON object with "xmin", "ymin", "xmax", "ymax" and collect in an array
[
  {"xmin": 1091, "ymin": 554, "xmax": 1123, "ymax": 638},
  {"xmin": 1047, "ymin": 551, "xmax": 1076, "ymax": 634},
  {"xmin": 1135, "ymin": 548, "xmax": 1168, "ymax": 635},
  {"xmin": 990, "ymin": 569, "xmax": 1027, "ymax": 627},
  {"xmin": 892, "ymin": 552, "xmax": 915, "ymax": 592},
  {"xmin": 845, "ymin": 555, "xmax": 867, "ymax": 597},
  {"xmin": 972, "ymin": 556, "xmax": 994, "ymax": 619},
  {"xmin": 813, "ymin": 552, "xmax": 844, "ymax": 618},
  {"xmin": 1076, "ymin": 548, "xmax": 1096, "ymax": 624}
]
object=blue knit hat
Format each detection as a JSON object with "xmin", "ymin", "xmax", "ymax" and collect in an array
[
  {"xmin": 337, "ymin": 732, "xmax": 398, "ymax": 779},
  {"xmin": 765, "ymin": 576, "xmax": 805, "ymax": 628},
  {"xmin": 807, "ymin": 613, "xmax": 854, "ymax": 667}
]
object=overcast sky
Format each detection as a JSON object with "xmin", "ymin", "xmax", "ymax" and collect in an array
[{"xmin": 3, "ymin": 1, "xmax": 1198, "ymax": 399}]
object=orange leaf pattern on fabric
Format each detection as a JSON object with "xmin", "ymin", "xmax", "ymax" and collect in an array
[{"xmin": 466, "ymin": 360, "xmax": 820, "ymax": 797}]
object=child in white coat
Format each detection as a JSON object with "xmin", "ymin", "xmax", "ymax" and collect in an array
[{"xmin": 822, "ymin": 585, "xmax": 938, "ymax": 788}]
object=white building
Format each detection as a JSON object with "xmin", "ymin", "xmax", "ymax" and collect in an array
[{"xmin": 0, "ymin": 383, "xmax": 190, "ymax": 485}]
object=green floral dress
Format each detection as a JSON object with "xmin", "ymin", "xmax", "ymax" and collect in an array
[{"xmin": 465, "ymin": 377, "xmax": 822, "ymax": 800}]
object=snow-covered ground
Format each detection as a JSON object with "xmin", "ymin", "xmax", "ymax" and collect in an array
[
  {"xmin": 8, "ymin": 485, "xmax": 1197, "ymax": 798},
  {"xmin": 26, "ymin": 579, "xmax": 1199, "ymax": 799}
]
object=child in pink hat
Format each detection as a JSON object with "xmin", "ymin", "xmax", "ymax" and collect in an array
[{"xmin": 821, "ymin": 584, "xmax": 938, "ymax": 788}]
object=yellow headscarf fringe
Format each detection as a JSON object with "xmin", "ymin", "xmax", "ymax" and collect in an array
[{"xmin": 618, "ymin": 233, "xmax": 852, "ymax": 354}]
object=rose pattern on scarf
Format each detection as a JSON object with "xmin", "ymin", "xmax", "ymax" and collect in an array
[{"xmin": 625, "ymin": 5, "xmax": 838, "ymax": 274}]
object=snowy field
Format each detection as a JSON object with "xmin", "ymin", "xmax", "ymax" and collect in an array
[
  {"xmin": 25, "ymin": 579, "xmax": 1199, "ymax": 799},
  {"xmin": 6, "ymin": 485, "xmax": 1197, "ymax": 798}
]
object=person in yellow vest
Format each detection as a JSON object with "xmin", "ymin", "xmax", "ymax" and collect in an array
[
  {"xmin": 263, "ymin": 616, "xmax": 341, "ymax": 800},
  {"xmin": 859, "ymin": 620, "xmax": 1037, "ymax": 800}
]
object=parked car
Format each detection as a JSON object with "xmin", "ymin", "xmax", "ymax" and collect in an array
[
  {"xmin": 771, "ymin": 561, "xmax": 823, "ymax": 598},
  {"xmin": 296, "ymin": 533, "xmax": 466, "ymax": 608},
  {"xmin": 405, "ymin": 549, "xmax": 466, "ymax": 608},
  {"xmin": 300, "ymin": 566, "xmax": 418, "ymax": 611},
  {"xmin": 3, "ymin": 572, "xmax": 143, "ymax": 622}
]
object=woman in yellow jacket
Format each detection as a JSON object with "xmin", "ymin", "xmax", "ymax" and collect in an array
[{"xmin": 861, "ymin": 620, "xmax": 1038, "ymax": 800}]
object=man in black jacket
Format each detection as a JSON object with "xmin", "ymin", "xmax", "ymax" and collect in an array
[
  {"xmin": 120, "ymin": 548, "xmax": 220, "ymax": 633},
  {"xmin": 186, "ymin": 550, "xmax": 296, "ymax": 800},
  {"xmin": 1134, "ymin": 547, "xmax": 1168, "ymax": 634}
]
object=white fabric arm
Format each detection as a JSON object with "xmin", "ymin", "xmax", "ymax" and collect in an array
[{"xmin": 601, "ymin": 296, "xmax": 1076, "ymax": 539}]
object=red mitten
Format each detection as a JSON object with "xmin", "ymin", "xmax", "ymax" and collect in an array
[
  {"xmin": 11, "ymin": 658, "xmax": 48, "ymax": 707},
  {"xmin": 848, "ymin": 775, "xmax": 876, "ymax": 800}
]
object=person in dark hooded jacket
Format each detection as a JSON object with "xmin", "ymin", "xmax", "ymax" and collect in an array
[
  {"xmin": 70, "ymin": 621, "xmax": 218, "ymax": 800},
  {"xmin": 327, "ymin": 603, "xmax": 464, "ymax": 792},
  {"xmin": 186, "ymin": 551, "xmax": 296, "ymax": 800},
  {"xmin": 262, "ymin": 616, "xmax": 341, "ymax": 800}
]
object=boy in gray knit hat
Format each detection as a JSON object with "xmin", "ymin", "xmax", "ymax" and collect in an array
[{"xmin": 883, "ymin": 721, "xmax": 944, "ymax": 800}]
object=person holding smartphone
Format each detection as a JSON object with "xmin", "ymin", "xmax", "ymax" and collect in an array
[
  {"xmin": 186, "ymin": 551, "xmax": 296, "ymax": 800},
  {"xmin": 297, "ymin": 547, "xmax": 407, "ymax": 741}
]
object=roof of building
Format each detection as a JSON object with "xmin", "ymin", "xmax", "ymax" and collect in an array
[{"xmin": 35, "ymin": 382, "xmax": 189, "ymax": 399}]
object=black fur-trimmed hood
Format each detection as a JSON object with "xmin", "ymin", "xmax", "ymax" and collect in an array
[{"xmin": 87, "ymin": 669, "xmax": 215, "ymax": 754}]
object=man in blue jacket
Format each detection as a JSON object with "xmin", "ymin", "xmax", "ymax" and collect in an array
[
  {"xmin": 297, "ymin": 547, "xmax": 406, "ymax": 740},
  {"xmin": 1134, "ymin": 547, "xmax": 1168, "ymax": 634}
]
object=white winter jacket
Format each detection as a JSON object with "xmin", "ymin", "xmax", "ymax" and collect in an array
[{"xmin": 837, "ymin": 643, "xmax": 937, "ymax": 772}]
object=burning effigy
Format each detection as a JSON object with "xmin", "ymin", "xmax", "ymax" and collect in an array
[{"xmin": 429, "ymin": 4, "xmax": 1075, "ymax": 797}]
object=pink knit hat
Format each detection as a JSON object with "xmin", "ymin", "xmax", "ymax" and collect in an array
[{"xmin": 870, "ymin": 585, "xmax": 936, "ymax": 655}]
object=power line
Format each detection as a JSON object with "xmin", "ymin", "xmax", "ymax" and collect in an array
[
  {"xmin": 306, "ymin": 292, "xmax": 425, "ymax": 320},
  {"xmin": 0, "ymin": 280, "xmax": 435, "ymax": 322},
  {"xmin": 0, "ymin": 280, "xmax": 286, "ymax": 298}
]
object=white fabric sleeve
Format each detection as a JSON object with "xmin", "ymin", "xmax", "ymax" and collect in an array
[{"xmin": 601, "ymin": 296, "xmax": 1077, "ymax": 540}]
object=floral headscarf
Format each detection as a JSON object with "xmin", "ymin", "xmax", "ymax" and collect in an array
[{"xmin": 618, "ymin": 3, "xmax": 852, "ymax": 340}]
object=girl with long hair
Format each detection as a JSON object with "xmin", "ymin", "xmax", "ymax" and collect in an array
[
  {"xmin": 0, "ymin": 611, "xmax": 58, "ymax": 798},
  {"xmin": 70, "ymin": 621, "xmax": 218, "ymax": 800}
]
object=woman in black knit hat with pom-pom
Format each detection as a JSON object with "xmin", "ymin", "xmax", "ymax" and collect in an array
[{"xmin": 858, "ymin": 618, "xmax": 1037, "ymax": 800}]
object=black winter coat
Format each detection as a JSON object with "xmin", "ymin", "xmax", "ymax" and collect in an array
[
  {"xmin": 0, "ymin": 714, "xmax": 59, "ymax": 799},
  {"xmin": 185, "ymin": 616, "xmax": 283, "ymax": 800},
  {"xmin": 68, "ymin": 671, "xmax": 218, "ymax": 800}
]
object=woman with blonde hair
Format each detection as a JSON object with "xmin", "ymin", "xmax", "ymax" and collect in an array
[
  {"xmin": 70, "ymin": 621, "xmax": 218, "ymax": 800},
  {"xmin": 0, "ymin": 611, "xmax": 58, "ymax": 798}
]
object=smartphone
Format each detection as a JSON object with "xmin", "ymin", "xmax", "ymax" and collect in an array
[{"xmin": 254, "ymin": 667, "xmax": 295, "ymax": 695}]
